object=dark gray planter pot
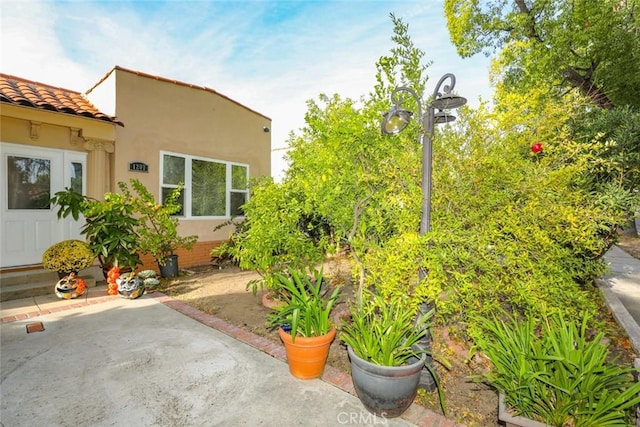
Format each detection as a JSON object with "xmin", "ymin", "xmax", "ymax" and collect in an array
[
  {"xmin": 347, "ymin": 346, "xmax": 425, "ymax": 418},
  {"xmin": 159, "ymin": 254, "xmax": 179, "ymax": 278}
]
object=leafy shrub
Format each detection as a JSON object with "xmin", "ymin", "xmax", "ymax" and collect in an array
[
  {"xmin": 42, "ymin": 239, "xmax": 94, "ymax": 273},
  {"xmin": 51, "ymin": 188, "xmax": 141, "ymax": 271},
  {"xmin": 120, "ymin": 179, "xmax": 197, "ymax": 265},
  {"xmin": 220, "ymin": 16, "xmax": 633, "ymax": 341},
  {"xmin": 215, "ymin": 177, "xmax": 330, "ymax": 294},
  {"xmin": 568, "ymin": 105, "xmax": 640, "ymax": 201}
]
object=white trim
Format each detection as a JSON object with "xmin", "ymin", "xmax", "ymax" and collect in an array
[
  {"xmin": 160, "ymin": 150, "xmax": 249, "ymax": 220},
  {"xmin": 63, "ymin": 151, "xmax": 87, "ymax": 194},
  {"xmin": 0, "ymin": 142, "xmax": 87, "ymax": 268}
]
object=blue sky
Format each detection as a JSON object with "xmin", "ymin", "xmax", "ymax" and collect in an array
[{"xmin": 1, "ymin": 0, "xmax": 493, "ymax": 180}]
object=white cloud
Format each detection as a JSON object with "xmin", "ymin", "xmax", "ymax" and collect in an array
[{"xmin": 1, "ymin": 0, "xmax": 492, "ymax": 181}]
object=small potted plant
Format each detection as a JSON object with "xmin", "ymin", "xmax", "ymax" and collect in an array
[
  {"xmin": 42, "ymin": 239, "xmax": 95, "ymax": 278},
  {"xmin": 340, "ymin": 291, "xmax": 445, "ymax": 418},
  {"xmin": 121, "ymin": 179, "xmax": 197, "ymax": 278},
  {"xmin": 474, "ymin": 311, "xmax": 640, "ymax": 426},
  {"xmin": 268, "ymin": 267, "xmax": 342, "ymax": 379},
  {"xmin": 50, "ymin": 188, "xmax": 141, "ymax": 277}
]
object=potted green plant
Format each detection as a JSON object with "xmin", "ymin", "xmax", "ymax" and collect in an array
[
  {"xmin": 50, "ymin": 189, "xmax": 141, "ymax": 276},
  {"xmin": 268, "ymin": 267, "xmax": 342, "ymax": 379},
  {"xmin": 473, "ymin": 312, "xmax": 640, "ymax": 426},
  {"xmin": 340, "ymin": 291, "xmax": 445, "ymax": 418},
  {"xmin": 121, "ymin": 179, "xmax": 197, "ymax": 278},
  {"xmin": 41, "ymin": 239, "xmax": 95, "ymax": 278}
]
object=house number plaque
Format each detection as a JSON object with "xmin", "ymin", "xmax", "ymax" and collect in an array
[{"xmin": 128, "ymin": 162, "xmax": 149, "ymax": 173}]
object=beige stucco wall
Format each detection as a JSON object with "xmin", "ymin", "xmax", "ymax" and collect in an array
[
  {"xmin": 0, "ymin": 104, "xmax": 116, "ymax": 200},
  {"xmin": 110, "ymin": 69, "xmax": 272, "ymax": 242}
]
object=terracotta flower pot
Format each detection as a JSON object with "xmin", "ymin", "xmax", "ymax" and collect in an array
[{"xmin": 278, "ymin": 327, "xmax": 336, "ymax": 379}]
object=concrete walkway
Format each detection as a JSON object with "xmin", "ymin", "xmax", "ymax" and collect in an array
[
  {"xmin": 0, "ymin": 288, "xmax": 460, "ymax": 427},
  {"xmin": 598, "ymin": 245, "xmax": 640, "ymax": 353},
  {"xmin": 2, "ymin": 245, "xmax": 639, "ymax": 426}
]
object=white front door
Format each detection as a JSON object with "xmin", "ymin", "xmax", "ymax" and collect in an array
[{"xmin": 0, "ymin": 143, "xmax": 86, "ymax": 268}]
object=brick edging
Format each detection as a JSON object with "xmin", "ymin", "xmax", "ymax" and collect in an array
[{"xmin": 1, "ymin": 295, "xmax": 119, "ymax": 323}]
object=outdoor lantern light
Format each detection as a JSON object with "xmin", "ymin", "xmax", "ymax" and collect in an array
[
  {"xmin": 381, "ymin": 73, "xmax": 466, "ymax": 391},
  {"xmin": 430, "ymin": 91, "xmax": 468, "ymax": 110},
  {"xmin": 381, "ymin": 108, "xmax": 413, "ymax": 134},
  {"xmin": 433, "ymin": 110, "xmax": 455, "ymax": 124}
]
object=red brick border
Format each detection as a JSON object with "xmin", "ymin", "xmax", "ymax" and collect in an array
[{"xmin": 1, "ymin": 295, "xmax": 118, "ymax": 323}]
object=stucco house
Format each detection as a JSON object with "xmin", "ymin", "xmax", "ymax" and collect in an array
[{"xmin": 0, "ymin": 66, "xmax": 271, "ymax": 279}]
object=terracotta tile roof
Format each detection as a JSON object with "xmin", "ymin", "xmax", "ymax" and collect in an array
[{"xmin": 0, "ymin": 73, "xmax": 117, "ymax": 123}]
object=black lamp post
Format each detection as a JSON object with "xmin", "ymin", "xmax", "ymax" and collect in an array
[{"xmin": 381, "ymin": 73, "xmax": 466, "ymax": 389}]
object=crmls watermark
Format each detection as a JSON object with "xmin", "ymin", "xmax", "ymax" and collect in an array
[{"xmin": 337, "ymin": 411, "xmax": 389, "ymax": 425}]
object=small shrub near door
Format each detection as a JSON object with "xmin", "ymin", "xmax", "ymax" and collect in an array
[{"xmin": 120, "ymin": 179, "xmax": 197, "ymax": 270}]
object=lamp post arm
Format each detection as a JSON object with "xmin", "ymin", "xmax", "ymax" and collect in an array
[
  {"xmin": 389, "ymin": 86, "xmax": 423, "ymax": 121},
  {"xmin": 431, "ymin": 73, "xmax": 457, "ymax": 100},
  {"xmin": 389, "ymin": 86, "xmax": 432, "ymax": 235}
]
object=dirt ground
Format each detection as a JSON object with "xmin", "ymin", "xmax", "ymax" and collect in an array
[
  {"xmin": 618, "ymin": 227, "xmax": 640, "ymax": 259},
  {"xmin": 156, "ymin": 233, "xmax": 640, "ymax": 427}
]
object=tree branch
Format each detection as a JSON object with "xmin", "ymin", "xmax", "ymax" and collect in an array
[{"xmin": 561, "ymin": 67, "xmax": 614, "ymax": 109}]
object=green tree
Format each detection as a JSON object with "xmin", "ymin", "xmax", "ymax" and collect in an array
[
  {"xmin": 445, "ymin": 0, "xmax": 640, "ymax": 109},
  {"xmin": 225, "ymin": 13, "xmax": 632, "ymax": 335},
  {"xmin": 283, "ymin": 14, "xmax": 431, "ymax": 303},
  {"xmin": 219, "ymin": 14, "xmax": 431, "ymax": 302},
  {"xmin": 568, "ymin": 106, "xmax": 640, "ymax": 201}
]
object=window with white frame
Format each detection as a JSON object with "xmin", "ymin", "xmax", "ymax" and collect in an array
[{"xmin": 161, "ymin": 152, "xmax": 249, "ymax": 218}]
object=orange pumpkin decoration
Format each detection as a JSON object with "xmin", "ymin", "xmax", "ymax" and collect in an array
[
  {"xmin": 117, "ymin": 273, "xmax": 145, "ymax": 299},
  {"xmin": 106, "ymin": 266, "xmax": 121, "ymax": 295},
  {"xmin": 54, "ymin": 273, "xmax": 87, "ymax": 299}
]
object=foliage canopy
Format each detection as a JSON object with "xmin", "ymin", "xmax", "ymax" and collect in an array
[
  {"xmin": 444, "ymin": 0, "xmax": 640, "ymax": 109},
  {"xmin": 220, "ymin": 13, "xmax": 635, "ymax": 336}
]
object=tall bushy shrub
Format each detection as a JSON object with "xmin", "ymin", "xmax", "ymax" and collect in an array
[
  {"xmin": 222, "ymin": 15, "xmax": 633, "ymax": 336},
  {"xmin": 392, "ymin": 90, "xmax": 633, "ymax": 324},
  {"xmin": 216, "ymin": 177, "xmax": 330, "ymax": 292},
  {"xmin": 568, "ymin": 106, "xmax": 640, "ymax": 212}
]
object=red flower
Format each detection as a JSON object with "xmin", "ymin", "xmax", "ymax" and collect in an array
[{"xmin": 531, "ymin": 142, "xmax": 543, "ymax": 153}]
